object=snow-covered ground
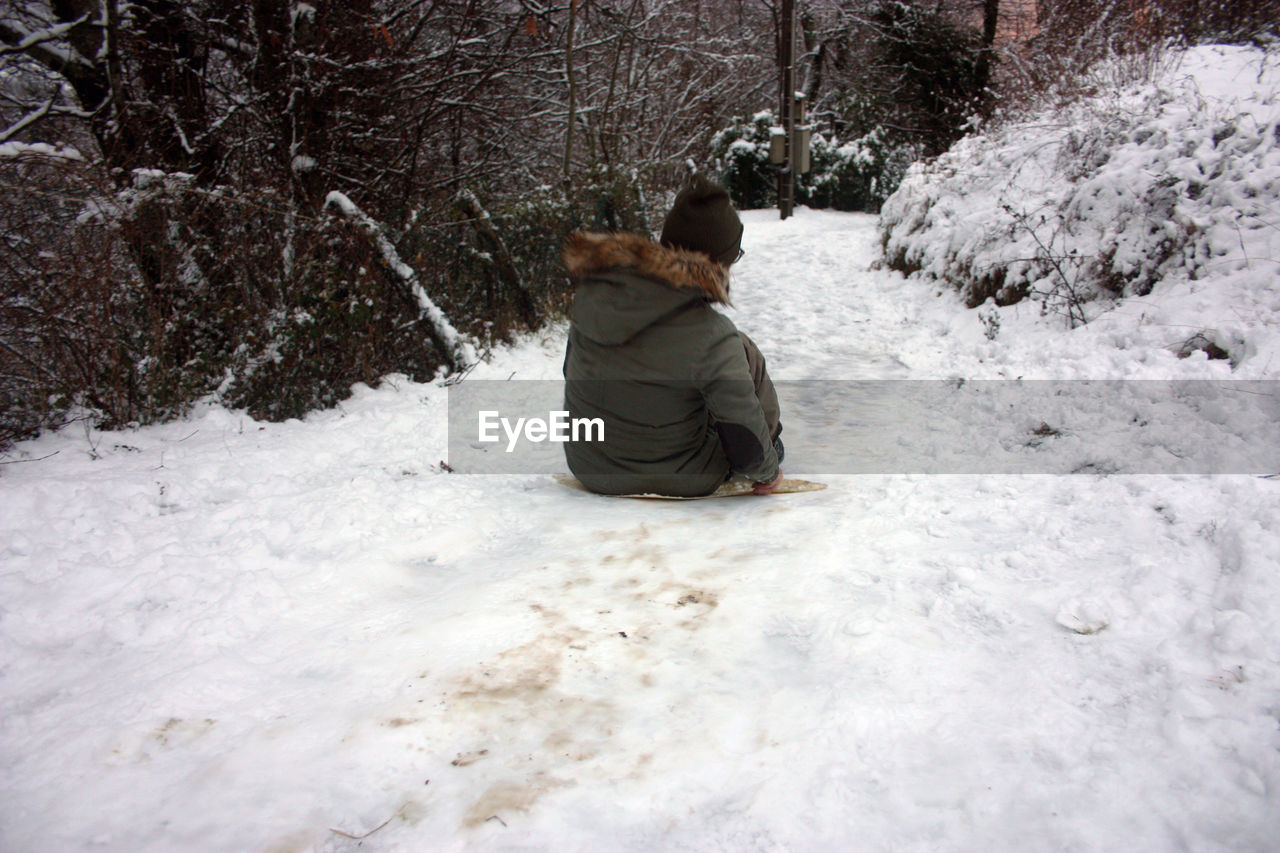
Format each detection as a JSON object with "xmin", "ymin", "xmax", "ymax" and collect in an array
[
  {"xmin": 3, "ymin": 206, "xmax": 1278, "ymax": 852},
  {"xmin": 4, "ymin": 48, "xmax": 1280, "ymax": 853}
]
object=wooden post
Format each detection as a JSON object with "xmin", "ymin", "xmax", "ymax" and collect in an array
[{"xmin": 777, "ymin": 0, "xmax": 796, "ymax": 220}]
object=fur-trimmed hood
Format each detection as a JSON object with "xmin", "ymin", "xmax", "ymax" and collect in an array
[{"xmin": 563, "ymin": 231, "xmax": 731, "ymax": 305}]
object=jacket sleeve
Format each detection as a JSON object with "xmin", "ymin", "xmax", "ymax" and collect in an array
[{"xmin": 697, "ymin": 317, "xmax": 779, "ymax": 483}]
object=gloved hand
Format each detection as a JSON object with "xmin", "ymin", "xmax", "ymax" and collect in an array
[{"xmin": 752, "ymin": 469, "xmax": 783, "ymax": 495}]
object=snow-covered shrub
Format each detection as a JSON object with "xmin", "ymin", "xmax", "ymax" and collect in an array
[
  {"xmin": 712, "ymin": 112, "xmax": 920, "ymax": 213},
  {"xmin": 0, "ymin": 151, "xmax": 128, "ymax": 443},
  {"xmin": 220, "ymin": 211, "xmax": 448, "ymax": 422},
  {"xmin": 711, "ymin": 112, "xmax": 778, "ymax": 211},
  {"xmin": 806, "ymin": 128, "xmax": 923, "ymax": 213},
  {"xmin": 0, "ymin": 163, "xmax": 264, "ymax": 436},
  {"xmin": 879, "ymin": 45, "xmax": 1280, "ymax": 326},
  {"xmin": 0, "ymin": 161, "xmax": 461, "ymax": 439}
]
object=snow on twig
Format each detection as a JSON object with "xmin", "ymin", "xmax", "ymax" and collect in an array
[
  {"xmin": 329, "ymin": 814, "xmax": 394, "ymax": 839},
  {"xmin": 0, "ymin": 13, "xmax": 93, "ymax": 56},
  {"xmin": 0, "ymin": 140, "xmax": 84, "ymax": 161},
  {"xmin": 0, "ymin": 99, "xmax": 55, "ymax": 145},
  {"xmin": 0, "ymin": 451, "xmax": 60, "ymax": 465},
  {"xmin": 0, "ymin": 13, "xmax": 98, "ymax": 72}
]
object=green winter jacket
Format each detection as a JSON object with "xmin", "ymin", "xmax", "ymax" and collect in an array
[{"xmin": 562, "ymin": 231, "xmax": 780, "ymax": 496}]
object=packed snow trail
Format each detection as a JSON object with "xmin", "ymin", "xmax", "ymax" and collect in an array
[{"xmin": 2, "ymin": 210, "xmax": 1278, "ymax": 852}]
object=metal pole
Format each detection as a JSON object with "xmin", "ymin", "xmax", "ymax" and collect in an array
[{"xmin": 778, "ymin": 0, "xmax": 795, "ymax": 220}]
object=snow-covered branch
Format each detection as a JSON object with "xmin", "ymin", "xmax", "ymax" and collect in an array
[
  {"xmin": 323, "ymin": 191, "xmax": 475, "ymax": 374},
  {"xmin": 0, "ymin": 12, "xmax": 93, "ymax": 57},
  {"xmin": 0, "ymin": 97, "xmax": 55, "ymax": 145},
  {"xmin": 0, "ymin": 13, "xmax": 97, "ymax": 74}
]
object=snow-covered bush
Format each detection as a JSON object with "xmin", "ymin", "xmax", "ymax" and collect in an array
[
  {"xmin": 0, "ymin": 162, "xmax": 460, "ymax": 440},
  {"xmin": 0, "ymin": 152, "xmax": 676, "ymax": 445},
  {"xmin": 806, "ymin": 128, "xmax": 923, "ymax": 213},
  {"xmin": 712, "ymin": 112, "xmax": 920, "ymax": 213},
  {"xmin": 219, "ymin": 209, "xmax": 451, "ymax": 423},
  {"xmin": 880, "ymin": 45, "xmax": 1280, "ymax": 327},
  {"xmin": 711, "ymin": 113, "xmax": 779, "ymax": 211}
]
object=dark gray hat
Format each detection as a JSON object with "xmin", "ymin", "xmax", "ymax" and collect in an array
[{"xmin": 660, "ymin": 176, "xmax": 743, "ymax": 265}]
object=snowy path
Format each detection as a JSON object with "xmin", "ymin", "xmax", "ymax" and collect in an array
[{"xmin": 2, "ymin": 211, "xmax": 1278, "ymax": 852}]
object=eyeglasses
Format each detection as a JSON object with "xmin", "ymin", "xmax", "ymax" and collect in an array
[{"xmin": 731, "ymin": 248, "xmax": 745, "ymax": 264}]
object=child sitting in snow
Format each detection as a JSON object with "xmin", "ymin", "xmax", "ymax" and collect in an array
[{"xmin": 562, "ymin": 176, "xmax": 784, "ymax": 497}]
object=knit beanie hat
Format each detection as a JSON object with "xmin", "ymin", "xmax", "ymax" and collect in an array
[{"xmin": 660, "ymin": 176, "xmax": 743, "ymax": 265}]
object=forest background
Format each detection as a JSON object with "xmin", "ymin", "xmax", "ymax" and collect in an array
[{"xmin": 1, "ymin": 0, "xmax": 1275, "ymax": 444}]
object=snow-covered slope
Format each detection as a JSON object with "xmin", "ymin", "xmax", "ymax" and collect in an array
[
  {"xmin": 880, "ymin": 45, "xmax": 1280, "ymax": 375},
  {"xmin": 3, "ymin": 205, "xmax": 1278, "ymax": 852}
]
